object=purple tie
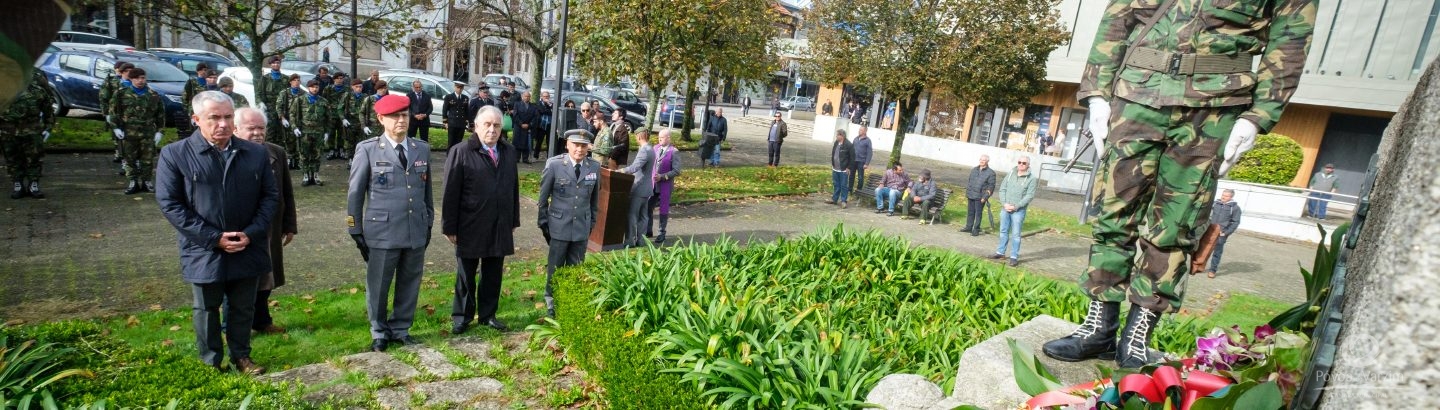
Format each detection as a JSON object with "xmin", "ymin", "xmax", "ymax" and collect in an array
[{"xmin": 488, "ymin": 146, "xmax": 497, "ymax": 164}]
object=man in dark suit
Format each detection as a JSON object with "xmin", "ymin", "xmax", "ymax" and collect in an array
[
  {"xmin": 466, "ymin": 85, "xmax": 495, "ymax": 140},
  {"xmin": 155, "ymin": 91, "xmax": 279, "ymax": 375},
  {"xmin": 511, "ymin": 91, "xmax": 539, "ymax": 164},
  {"xmin": 405, "ymin": 80, "xmax": 432, "ymax": 142},
  {"xmin": 536, "ymin": 129, "xmax": 601, "ymax": 317},
  {"xmin": 442, "ymin": 82, "xmax": 469, "ymax": 150},
  {"xmin": 442, "ymin": 105, "xmax": 519, "ymax": 334},
  {"xmin": 233, "ymin": 107, "xmax": 297, "ymax": 335},
  {"xmin": 348, "ymin": 94, "xmax": 435, "ymax": 352}
]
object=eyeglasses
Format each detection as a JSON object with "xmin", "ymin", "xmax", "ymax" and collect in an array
[
  {"xmin": 1018, "ymin": 162, "xmax": 1030, "ymax": 165},
  {"xmin": 581, "ymin": 109, "xmax": 591, "ymax": 113}
]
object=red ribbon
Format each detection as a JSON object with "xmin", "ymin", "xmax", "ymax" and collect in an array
[
  {"xmin": 1118, "ymin": 366, "xmax": 1231, "ymax": 410},
  {"xmin": 1025, "ymin": 379, "xmax": 1109, "ymax": 409}
]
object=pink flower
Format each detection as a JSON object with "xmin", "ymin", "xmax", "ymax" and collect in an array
[
  {"xmin": 1254, "ymin": 325, "xmax": 1276, "ymax": 341},
  {"xmin": 1194, "ymin": 333, "xmax": 1237, "ymax": 371}
]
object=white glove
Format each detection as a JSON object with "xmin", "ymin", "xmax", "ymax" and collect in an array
[
  {"xmin": 363, "ymin": 127, "xmax": 372, "ymax": 135},
  {"xmin": 1218, "ymin": 119, "xmax": 1259, "ymax": 177},
  {"xmin": 113, "ymin": 128, "xmax": 125, "ymax": 139},
  {"xmin": 257, "ymin": 102, "xmax": 267, "ymax": 112},
  {"xmin": 42, "ymin": 130, "xmax": 50, "ymax": 143},
  {"xmin": 154, "ymin": 132, "xmax": 164, "ymax": 145},
  {"xmin": 324, "ymin": 133, "xmax": 330, "ymax": 143},
  {"xmin": 293, "ymin": 128, "xmax": 302, "ymax": 137},
  {"xmin": 105, "ymin": 115, "xmax": 112, "ymax": 124},
  {"xmin": 282, "ymin": 119, "xmax": 291, "ymax": 128},
  {"xmin": 1086, "ymin": 97, "xmax": 1111, "ymax": 158},
  {"xmin": 342, "ymin": 119, "xmax": 351, "ymax": 127}
]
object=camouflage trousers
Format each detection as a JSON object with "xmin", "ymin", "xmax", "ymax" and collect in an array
[
  {"xmin": 343, "ymin": 125, "xmax": 364, "ymax": 158},
  {"xmin": 1079, "ymin": 99, "xmax": 1242, "ymax": 313},
  {"xmin": 299, "ymin": 132, "xmax": 323, "ymax": 173},
  {"xmin": 121, "ymin": 132, "xmax": 158, "ymax": 180},
  {"xmin": 265, "ymin": 108, "xmax": 288, "ymax": 156},
  {"xmin": 328, "ymin": 119, "xmax": 347, "ymax": 152},
  {"xmin": 1, "ymin": 131, "xmax": 44, "ymax": 181}
]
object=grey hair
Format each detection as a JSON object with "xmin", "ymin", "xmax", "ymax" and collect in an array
[
  {"xmin": 1222, "ymin": 188, "xmax": 1235, "ymax": 195},
  {"xmin": 474, "ymin": 105, "xmax": 504, "ymax": 125},
  {"xmin": 191, "ymin": 91, "xmax": 234, "ymax": 116},
  {"xmin": 235, "ymin": 106, "xmax": 267, "ymax": 124}
]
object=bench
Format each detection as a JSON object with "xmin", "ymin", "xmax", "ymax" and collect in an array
[{"xmin": 853, "ymin": 174, "xmax": 951, "ymax": 225}]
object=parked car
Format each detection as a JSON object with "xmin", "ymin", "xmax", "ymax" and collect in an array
[
  {"xmin": 37, "ymin": 49, "xmax": 189, "ymax": 127},
  {"xmin": 482, "ymin": 73, "xmax": 530, "ymax": 91},
  {"xmin": 281, "ymin": 60, "xmax": 342, "ymax": 76},
  {"xmin": 778, "ymin": 96, "xmax": 814, "ymax": 111},
  {"xmin": 148, "ymin": 49, "xmax": 236, "ymax": 76},
  {"xmin": 657, "ymin": 95, "xmax": 693, "ymax": 128},
  {"xmin": 540, "ymin": 78, "xmax": 588, "ymax": 95},
  {"xmin": 591, "ymin": 87, "xmax": 647, "ymax": 116},
  {"xmin": 215, "ymin": 66, "xmax": 315, "ymax": 108},
  {"xmin": 378, "ymin": 69, "xmax": 464, "ymax": 127},
  {"xmin": 555, "ymin": 91, "xmax": 645, "ymax": 130},
  {"xmin": 53, "ymin": 30, "xmax": 130, "ymax": 46}
]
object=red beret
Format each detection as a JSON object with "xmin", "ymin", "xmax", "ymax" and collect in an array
[{"xmin": 374, "ymin": 95, "xmax": 410, "ymax": 115}]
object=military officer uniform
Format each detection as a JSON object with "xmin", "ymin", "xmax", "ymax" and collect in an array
[
  {"xmin": 347, "ymin": 94, "xmax": 434, "ymax": 351},
  {"xmin": 536, "ymin": 130, "xmax": 601, "ymax": 316},
  {"xmin": 0, "ymin": 71, "xmax": 56, "ymax": 199},
  {"xmin": 442, "ymin": 86, "xmax": 470, "ymax": 150},
  {"xmin": 287, "ymin": 81, "xmax": 332, "ymax": 185},
  {"xmin": 1044, "ymin": 0, "xmax": 1317, "ymax": 368},
  {"xmin": 114, "ymin": 70, "xmax": 167, "ymax": 194}
]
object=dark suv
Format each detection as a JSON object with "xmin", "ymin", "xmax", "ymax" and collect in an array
[
  {"xmin": 37, "ymin": 49, "xmax": 190, "ymax": 127},
  {"xmin": 148, "ymin": 49, "xmax": 236, "ymax": 76}
]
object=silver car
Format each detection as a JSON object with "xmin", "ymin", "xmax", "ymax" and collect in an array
[
  {"xmin": 379, "ymin": 69, "xmax": 465, "ymax": 127},
  {"xmin": 778, "ymin": 96, "xmax": 814, "ymax": 111}
]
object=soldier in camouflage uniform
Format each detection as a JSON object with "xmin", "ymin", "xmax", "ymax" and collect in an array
[
  {"xmin": 1042, "ymin": 0, "xmax": 1316, "ymax": 369},
  {"xmin": 182, "ymin": 63, "xmax": 210, "ymax": 118},
  {"xmin": 288, "ymin": 79, "xmax": 332, "ymax": 186},
  {"xmin": 324, "ymin": 73, "xmax": 350, "ymax": 160},
  {"xmin": 100, "ymin": 62, "xmax": 134, "ymax": 164},
  {"xmin": 113, "ymin": 68, "xmax": 168, "ymax": 195},
  {"xmin": 340, "ymin": 79, "xmax": 368, "ymax": 160},
  {"xmin": 275, "ymin": 74, "xmax": 304, "ymax": 170},
  {"xmin": 1, "ymin": 71, "xmax": 56, "ymax": 199},
  {"xmin": 358, "ymin": 80, "xmax": 385, "ymax": 141},
  {"xmin": 257, "ymin": 57, "xmax": 289, "ymax": 166},
  {"xmin": 219, "ymin": 77, "xmax": 249, "ymax": 108}
]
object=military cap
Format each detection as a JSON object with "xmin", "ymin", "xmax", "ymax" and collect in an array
[
  {"xmin": 564, "ymin": 129, "xmax": 593, "ymax": 145},
  {"xmin": 306, "ymin": 79, "xmax": 320, "ymax": 87},
  {"xmin": 374, "ymin": 95, "xmax": 410, "ymax": 115}
]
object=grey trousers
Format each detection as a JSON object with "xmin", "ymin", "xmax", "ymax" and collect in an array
[
  {"xmin": 545, "ymin": 239, "xmax": 588, "ymax": 311},
  {"xmin": 626, "ymin": 194, "xmax": 653, "ymax": 246},
  {"xmin": 192, "ymin": 276, "xmax": 259, "ymax": 367},
  {"xmin": 366, "ymin": 246, "xmax": 426, "ymax": 340}
]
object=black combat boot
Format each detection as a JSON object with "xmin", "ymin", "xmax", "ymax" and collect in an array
[
  {"xmin": 301, "ymin": 172, "xmax": 314, "ymax": 186},
  {"xmin": 1042, "ymin": 300, "xmax": 1120, "ymax": 362},
  {"xmin": 1116, "ymin": 304, "xmax": 1164, "ymax": 369},
  {"xmin": 655, "ymin": 214, "xmax": 669, "ymax": 244},
  {"xmin": 142, "ymin": 179, "xmax": 155, "ymax": 193},
  {"xmin": 312, "ymin": 171, "xmax": 323, "ymax": 186},
  {"xmin": 124, "ymin": 178, "xmax": 141, "ymax": 195},
  {"xmin": 11, "ymin": 180, "xmax": 25, "ymax": 199},
  {"xmin": 27, "ymin": 180, "xmax": 44, "ymax": 199}
]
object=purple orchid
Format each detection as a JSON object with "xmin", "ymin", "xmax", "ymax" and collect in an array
[
  {"xmin": 1254, "ymin": 324, "xmax": 1276, "ymax": 341},
  {"xmin": 1194, "ymin": 333, "xmax": 1239, "ymax": 371}
]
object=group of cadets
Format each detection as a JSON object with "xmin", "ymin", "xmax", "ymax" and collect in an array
[
  {"xmin": 101, "ymin": 61, "xmax": 166, "ymax": 195},
  {"xmin": 256, "ymin": 56, "xmax": 385, "ymax": 186}
]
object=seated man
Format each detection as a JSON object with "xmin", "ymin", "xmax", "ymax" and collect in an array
[
  {"xmin": 873, "ymin": 162, "xmax": 909, "ymax": 216},
  {"xmin": 901, "ymin": 169, "xmax": 937, "ymax": 224}
]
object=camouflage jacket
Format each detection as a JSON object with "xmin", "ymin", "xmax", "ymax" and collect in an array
[
  {"xmin": 256, "ymin": 71, "xmax": 287, "ymax": 112},
  {"xmin": 182, "ymin": 77, "xmax": 206, "ymax": 114},
  {"xmin": 332, "ymin": 89, "xmax": 356, "ymax": 124},
  {"xmin": 226, "ymin": 91, "xmax": 250, "ymax": 108},
  {"xmin": 276, "ymin": 88, "xmax": 304, "ymax": 123},
  {"xmin": 114, "ymin": 85, "xmax": 166, "ymax": 133},
  {"xmin": 0, "ymin": 72, "xmax": 56, "ymax": 133},
  {"xmin": 1077, "ymin": 0, "xmax": 1318, "ymax": 132},
  {"xmin": 99, "ymin": 73, "xmax": 120, "ymax": 120},
  {"xmin": 322, "ymin": 85, "xmax": 347, "ymax": 114},
  {"xmin": 289, "ymin": 93, "xmax": 331, "ymax": 133},
  {"xmin": 359, "ymin": 94, "xmax": 380, "ymax": 130}
]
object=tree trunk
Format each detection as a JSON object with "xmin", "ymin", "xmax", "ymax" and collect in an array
[
  {"xmin": 529, "ymin": 45, "xmax": 546, "ymax": 104},
  {"xmin": 887, "ymin": 86, "xmax": 924, "ymax": 168},
  {"xmin": 645, "ymin": 89, "xmax": 662, "ymax": 131},
  {"xmin": 680, "ymin": 75, "xmax": 699, "ymax": 142}
]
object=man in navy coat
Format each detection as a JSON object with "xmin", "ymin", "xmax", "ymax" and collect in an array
[
  {"xmin": 405, "ymin": 80, "xmax": 433, "ymax": 142},
  {"xmin": 156, "ymin": 91, "xmax": 279, "ymax": 375},
  {"xmin": 443, "ymin": 105, "xmax": 520, "ymax": 334}
]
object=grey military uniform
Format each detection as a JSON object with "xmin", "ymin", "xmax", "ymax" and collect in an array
[
  {"xmin": 347, "ymin": 135, "xmax": 434, "ymax": 340},
  {"xmin": 536, "ymin": 153, "xmax": 601, "ymax": 313}
]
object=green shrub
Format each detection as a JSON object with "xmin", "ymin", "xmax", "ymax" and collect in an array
[
  {"xmin": 1227, "ymin": 133, "xmax": 1304, "ymax": 185},
  {"xmin": 578, "ymin": 228, "xmax": 1200, "ymax": 407},
  {"xmin": 0, "ymin": 325, "xmax": 95, "ymax": 409}
]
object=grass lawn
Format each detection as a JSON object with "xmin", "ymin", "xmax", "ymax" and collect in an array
[{"xmin": 520, "ymin": 165, "xmax": 830, "ymax": 204}]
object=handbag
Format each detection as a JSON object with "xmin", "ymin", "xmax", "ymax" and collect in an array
[{"xmin": 502, "ymin": 114, "xmax": 513, "ymax": 132}]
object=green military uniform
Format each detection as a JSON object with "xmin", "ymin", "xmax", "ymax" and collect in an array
[
  {"xmin": 324, "ymin": 83, "xmax": 349, "ymax": 157},
  {"xmin": 257, "ymin": 71, "xmax": 289, "ymax": 157},
  {"xmin": 114, "ymin": 81, "xmax": 167, "ymax": 189},
  {"xmin": 226, "ymin": 91, "xmax": 250, "ymax": 108},
  {"xmin": 340, "ymin": 90, "xmax": 366, "ymax": 158},
  {"xmin": 288, "ymin": 91, "xmax": 331, "ymax": 183},
  {"xmin": 182, "ymin": 75, "xmax": 206, "ymax": 116},
  {"xmin": 99, "ymin": 72, "xmax": 126, "ymax": 161},
  {"xmin": 1077, "ymin": 0, "xmax": 1317, "ymax": 313},
  {"xmin": 276, "ymin": 86, "xmax": 305, "ymax": 166},
  {"xmin": 0, "ymin": 71, "xmax": 55, "ymax": 198},
  {"xmin": 359, "ymin": 93, "xmax": 380, "ymax": 134}
]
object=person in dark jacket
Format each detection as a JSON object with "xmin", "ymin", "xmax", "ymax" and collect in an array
[
  {"xmin": 1204, "ymin": 189, "xmax": 1242, "ymax": 278},
  {"xmin": 963, "ymin": 155, "xmax": 998, "ymax": 236},
  {"xmin": 442, "ymin": 82, "xmax": 469, "ymax": 150},
  {"xmin": 467, "ymin": 86, "xmax": 495, "ymax": 140},
  {"xmin": 155, "ymin": 91, "xmax": 279, "ymax": 375},
  {"xmin": 766, "ymin": 112, "xmax": 788, "ymax": 166},
  {"xmin": 606, "ymin": 107, "xmax": 631, "ymax": 167},
  {"xmin": 825, "ymin": 129, "xmax": 854, "ymax": 208},
  {"xmin": 850, "ymin": 125, "xmax": 872, "ymax": 193},
  {"xmin": 406, "ymin": 80, "xmax": 433, "ymax": 142},
  {"xmin": 901, "ymin": 169, "xmax": 938, "ymax": 223},
  {"xmin": 232, "ymin": 107, "xmax": 296, "ymax": 336},
  {"xmin": 443, "ymin": 105, "xmax": 520, "ymax": 334},
  {"xmin": 512, "ymin": 91, "xmax": 539, "ymax": 164},
  {"xmin": 705, "ymin": 108, "xmax": 729, "ymax": 166}
]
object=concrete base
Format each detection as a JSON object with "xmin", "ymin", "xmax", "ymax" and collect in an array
[{"xmin": 947, "ymin": 315, "xmax": 1102, "ymax": 409}]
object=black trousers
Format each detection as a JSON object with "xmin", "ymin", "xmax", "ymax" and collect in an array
[
  {"xmin": 965, "ymin": 198, "xmax": 986, "ymax": 231},
  {"xmin": 767, "ymin": 141, "xmax": 783, "ymax": 166},
  {"xmin": 252, "ymin": 289, "xmax": 274, "ymax": 329},
  {"xmin": 408, "ymin": 120, "xmax": 430, "ymax": 142},
  {"xmin": 192, "ymin": 276, "xmax": 259, "ymax": 367},
  {"xmin": 446, "ymin": 125, "xmax": 467, "ymax": 150},
  {"xmin": 849, "ymin": 164, "xmax": 867, "ymax": 192},
  {"xmin": 453, "ymin": 256, "xmax": 505, "ymax": 326}
]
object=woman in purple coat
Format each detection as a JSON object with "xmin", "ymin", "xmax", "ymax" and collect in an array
[{"xmin": 647, "ymin": 129, "xmax": 683, "ymax": 243}]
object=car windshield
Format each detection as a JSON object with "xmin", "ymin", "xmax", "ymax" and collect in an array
[
  {"xmin": 130, "ymin": 60, "xmax": 189, "ymax": 82},
  {"xmin": 282, "ymin": 61, "xmax": 317, "ymax": 72}
]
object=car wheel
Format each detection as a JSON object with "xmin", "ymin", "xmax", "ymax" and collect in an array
[{"xmin": 45, "ymin": 86, "xmax": 68, "ymax": 117}]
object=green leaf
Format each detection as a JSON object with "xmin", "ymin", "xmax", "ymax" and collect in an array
[
  {"xmin": 1234, "ymin": 381, "xmax": 1283, "ymax": 409},
  {"xmin": 1007, "ymin": 338, "xmax": 1062, "ymax": 396}
]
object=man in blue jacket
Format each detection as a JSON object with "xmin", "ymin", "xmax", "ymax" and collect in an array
[
  {"xmin": 155, "ymin": 91, "xmax": 279, "ymax": 375},
  {"xmin": 850, "ymin": 125, "xmax": 872, "ymax": 194}
]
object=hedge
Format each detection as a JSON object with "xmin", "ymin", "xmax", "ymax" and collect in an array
[{"xmin": 1227, "ymin": 133, "xmax": 1304, "ymax": 185}]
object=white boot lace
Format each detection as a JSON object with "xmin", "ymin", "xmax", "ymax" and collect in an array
[
  {"xmin": 1126, "ymin": 309, "xmax": 1158, "ymax": 361},
  {"xmin": 1071, "ymin": 300, "xmax": 1106, "ymax": 338}
]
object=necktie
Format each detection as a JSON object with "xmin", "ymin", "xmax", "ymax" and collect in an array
[
  {"xmin": 397, "ymin": 143, "xmax": 408, "ymax": 170},
  {"xmin": 574, "ymin": 163, "xmax": 581, "ymax": 180},
  {"xmin": 488, "ymin": 146, "xmax": 497, "ymax": 164}
]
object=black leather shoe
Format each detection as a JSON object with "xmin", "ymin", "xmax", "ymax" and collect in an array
[
  {"xmin": 370, "ymin": 338, "xmax": 388, "ymax": 352},
  {"xmin": 989, "ymin": 253, "xmax": 1006, "ymax": 260},
  {"xmin": 484, "ymin": 318, "xmax": 509, "ymax": 332},
  {"xmin": 970, "ymin": 230, "xmax": 981, "ymax": 237},
  {"xmin": 451, "ymin": 322, "xmax": 470, "ymax": 335},
  {"xmin": 392, "ymin": 335, "xmax": 421, "ymax": 346}
]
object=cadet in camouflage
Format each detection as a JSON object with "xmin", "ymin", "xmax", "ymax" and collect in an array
[
  {"xmin": 182, "ymin": 63, "xmax": 210, "ymax": 119},
  {"xmin": 219, "ymin": 77, "xmax": 249, "ymax": 108},
  {"xmin": 0, "ymin": 71, "xmax": 56, "ymax": 199},
  {"xmin": 340, "ymin": 79, "xmax": 367, "ymax": 159},
  {"xmin": 288, "ymin": 79, "xmax": 332, "ymax": 185},
  {"xmin": 324, "ymin": 73, "xmax": 349, "ymax": 160},
  {"xmin": 258, "ymin": 57, "xmax": 289, "ymax": 160},
  {"xmin": 1043, "ymin": 0, "xmax": 1317, "ymax": 369},
  {"xmin": 114, "ymin": 68, "xmax": 168, "ymax": 195},
  {"xmin": 275, "ymin": 74, "xmax": 304, "ymax": 169},
  {"xmin": 100, "ymin": 62, "xmax": 134, "ymax": 164}
]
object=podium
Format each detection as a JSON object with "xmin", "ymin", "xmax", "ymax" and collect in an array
[{"xmin": 587, "ymin": 168, "xmax": 633, "ymax": 252}]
